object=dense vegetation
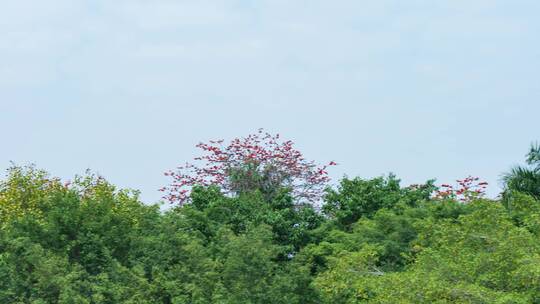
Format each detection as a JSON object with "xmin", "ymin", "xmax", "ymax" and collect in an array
[{"xmin": 1, "ymin": 140, "xmax": 540, "ymax": 303}]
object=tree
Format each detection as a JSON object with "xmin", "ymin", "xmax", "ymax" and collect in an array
[
  {"xmin": 0, "ymin": 165, "xmax": 64, "ymax": 226},
  {"xmin": 503, "ymin": 143, "xmax": 540, "ymax": 199},
  {"xmin": 434, "ymin": 176, "xmax": 488, "ymax": 202},
  {"xmin": 0, "ymin": 167, "xmax": 158, "ymax": 303},
  {"xmin": 322, "ymin": 175, "xmax": 434, "ymax": 229},
  {"xmin": 161, "ymin": 129, "xmax": 336, "ymax": 205},
  {"xmin": 313, "ymin": 200, "xmax": 540, "ymax": 303},
  {"xmin": 6, "ymin": 142, "xmax": 540, "ymax": 303}
]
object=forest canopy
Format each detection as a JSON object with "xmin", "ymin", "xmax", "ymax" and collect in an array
[{"xmin": 1, "ymin": 134, "xmax": 540, "ymax": 304}]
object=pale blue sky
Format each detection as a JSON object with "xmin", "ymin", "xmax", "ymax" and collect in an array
[{"xmin": 1, "ymin": 0, "xmax": 539, "ymax": 203}]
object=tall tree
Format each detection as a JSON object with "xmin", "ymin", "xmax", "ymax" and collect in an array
[{"xmin": 161, "ymin": 129, "xmax": 336, "ymax": 205}]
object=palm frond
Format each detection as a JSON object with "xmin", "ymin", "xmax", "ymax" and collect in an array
[
  {"xmin": 502, "ymin": 165, "xmax": 540, "ymax": 198},
  {"xmin": 526, "ymin": 142, "xmax": 540, "ymax": 167}
]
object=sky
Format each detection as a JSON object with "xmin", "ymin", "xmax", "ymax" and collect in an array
[{"xmin": 1, "ymin": 0, "xmax": 539, "ymax": 204}]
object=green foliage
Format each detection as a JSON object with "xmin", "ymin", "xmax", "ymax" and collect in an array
[
  {"xmin": 314, "ymin": 200, "xmax": 540, "ymax": 303},
  {"xmin": 0, "ymin": 165, "xmax": 64, "ymax": 226},
  {"xmin": 188, "ymin": 185, "xmax": 323, "ymax": 253},
  {"xmin": 0, "ymin": 167, "xmax": 316, "ymax": 303},
  {"xmin": 503, "ymin": 143, "xmax": 540, "ymax": 199},
  {"xmin": 323, "ymin": 175, "xmax": 434, "ymax": 229},
  {"xmin": 2, "ymin": 157, "xmax": 540, "ymax": 303}
]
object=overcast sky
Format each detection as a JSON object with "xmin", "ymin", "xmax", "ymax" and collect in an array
[{"xmin": 1, "ymin": 0, "xmax": 539, "ymax": 203}]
